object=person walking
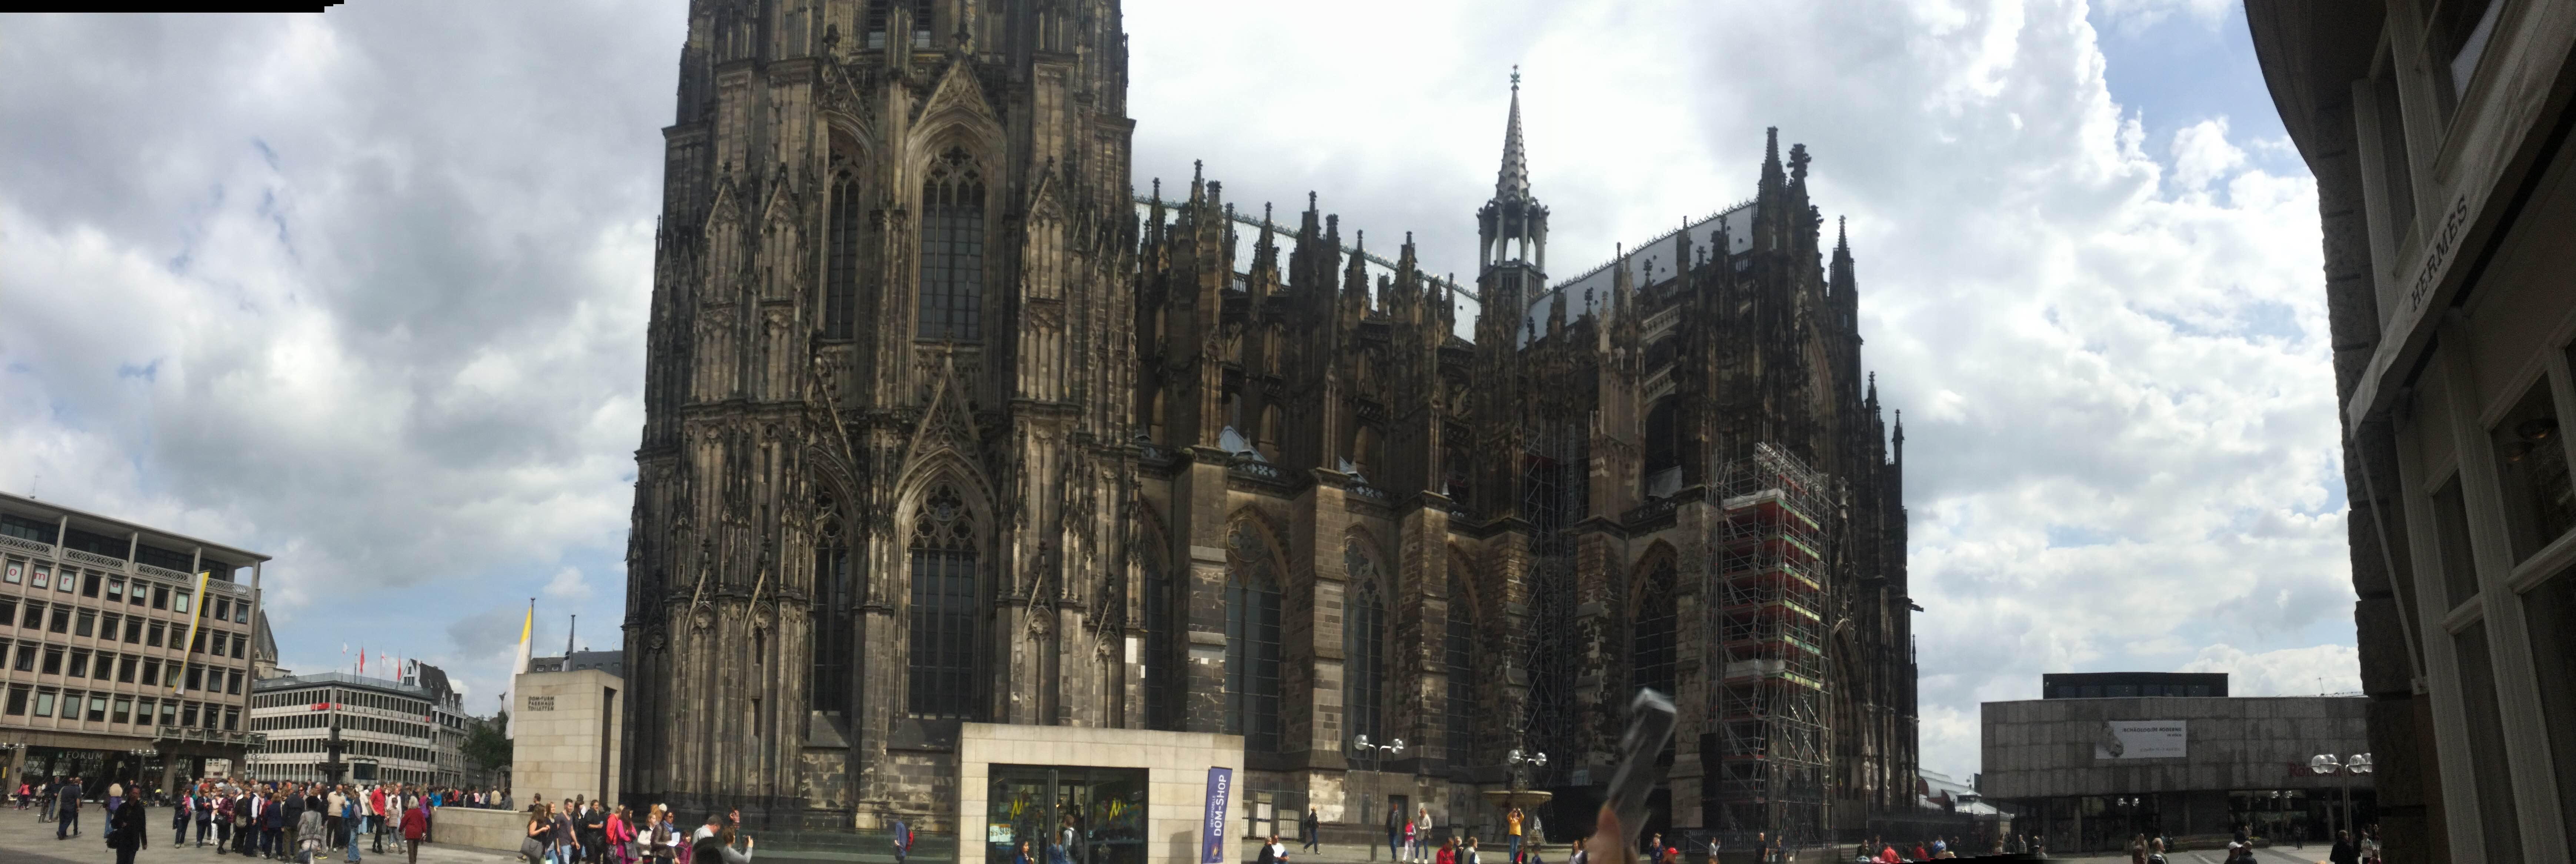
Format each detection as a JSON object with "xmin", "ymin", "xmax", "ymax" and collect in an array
[
  {"xmin": 1301, "ymin": 809, "xmax": 1320, "ymax": 854},
  {"xmin": 401, "ymin": 797, "xmax": 430, "ymax": 864},
  {"xmin": 55, "ymin": 775, "xmax": 84, "ymax": 840},
  {"xmin": 327, "ymin": 785, "xmax": 349, "ymax": 851},
  {"xmin": 178, "ymin": 786, "xmax": 199, "ymax": 846},
  {"xmin": 526, "ymin": 805, "xmax": 557, "ymax": 864},
  {"xmin": 893, "ymin": 815, "xmax": 914, "ymax": 864},
  {"xmin": 300, "ymin": 796, "xmax": 328, "ymax": 863},
  {"xmin": 581, "ymin": 799, "xmax": 612, "ymax": 864},
  {"xmin": 1386, "ymin": 804, "xmax": 1402, "ymax": 862},
  {"xmin": 110, "ymin": 785, "xmax": 151, "ymax": 864}
]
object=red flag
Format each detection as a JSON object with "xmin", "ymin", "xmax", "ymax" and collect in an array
[{"xmin": 358, "ymin": 648, "xmax": 366, "ymax": 675}]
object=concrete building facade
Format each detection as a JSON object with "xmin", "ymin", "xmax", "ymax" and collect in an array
[
  {"xmin": 247, "ymin": 670, "xmax": 460, "ymax": 787},
  {"xmin": 0, "ymin": 490, "xmax": 268, "ymax": 796},
  {"xmin": 1981, "ymin": 693, "xmax": 2372, "ymax": 853},
  {"xmin": 2249, "ymin": 0, "xmax": 2576, "ymax": 861},
  {"xmin": 513, "ymin": 651, "xmax": 624, "ymax": 805}
]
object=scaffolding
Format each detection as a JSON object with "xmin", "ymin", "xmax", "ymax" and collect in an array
[{"xmin": 1704, "ymin": 443, "xmax": 1832, "ymax": 844}]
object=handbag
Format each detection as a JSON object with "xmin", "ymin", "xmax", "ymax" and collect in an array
[{"xmin": 522, "ymin": 836, "xmax": 549, "ymax": 863}]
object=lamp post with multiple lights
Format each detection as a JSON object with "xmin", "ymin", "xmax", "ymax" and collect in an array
[{"xmin": 2309, "ymin": 753, "xmax": 2373, "ymax": 839}]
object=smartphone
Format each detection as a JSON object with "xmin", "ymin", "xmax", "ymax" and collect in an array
[{"xmin": 1602, "ymin": 688, "xmax": 1677, "ymax": 853}]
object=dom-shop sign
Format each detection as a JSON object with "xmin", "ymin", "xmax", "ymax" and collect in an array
[
  {"xmin": 1201, "ymin": 767, "xmax": 1234, "ymax": 864},
  {"xmin": 2093, "ymin": 720, "xmax": 2188, "ymax": 759}
]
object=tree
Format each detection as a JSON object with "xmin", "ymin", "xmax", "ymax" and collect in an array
[{"xmin": 463, "ymin": 711, "xmax": 514, "ymax": 775}]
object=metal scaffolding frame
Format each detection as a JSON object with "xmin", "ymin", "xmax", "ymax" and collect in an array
[
  {"xmin": 1704, "ymin": 443, "xmax": 1832, "ymax": 843},
  {"xmin": 1518, "ymin": 417, "xmax": 1587, "ymax": 782}
]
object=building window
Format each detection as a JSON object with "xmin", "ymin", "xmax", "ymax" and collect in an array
[
  {"xmin": 2432, "ymin": 0, "xmax": 2502, "ymax": 106},
  {"xmin": 3, "ymin": 685, "xmax": 23, "ymax": 715},
  {"xmin": 151, "ymin": 586, "xmax": 167, "ymax": 610},
  {"xmin": 1632, "ymin": 558, "xmax": 1678, "ymax": 699},
  {"xmin": 75, "ymin": 611, "xmax": 93, "ymax": 638},
  {"xmin": 112, "ymin": 695, "xmax": 130, "ymax": 724},
  {"xmin": 2489, "ymin": 378, "xmax": 2575, "ymax": 562},
  {"xmin": 824, "ymin": 173, "xmax": 863, "ymax": 340},
  {"xmin": 1, "ymin": 561, "xmax": 17, "ymax": 584},
  {"xmin": 147, "ymin": 622, "xmax": 164, "ymax": 648},
  {"xmin": 158, "ymin": 701, "xmax": 174, "ymax": 726},
  {"xmin": 86, "ymin": 693, "xmax": 104, "ymax": 722},
  {"xmin": 12, "ymin": 642, "xmax": 32, "ymax": 672},
  {"xmin": 1144, "ymin": 554, "xmax": 1179, "ymax": 731},
  {"xmin": 42, "ymin": 647, "xmax": 61, "ymax": 675},
  {"xmin": 181, "ymin": 702, "xmax": 198, "ymax": 727},
  {"xmin": 2452, "ymin": 620, "xmax": 2526, "ymax": 862},
  {"xmin": 47, "ymin": 607, "xmax": 67, "ymax": 634},
  {"xmin": 141, "ymin": 660, "xmax": 157, "ymax": 686},
  {"xmin": 117, "ymin": 656, "xmax": 135, "ymax": 684},
  {"xmin": 32, "ymin": 689, "xmax": 54, "ymax": 718},
  {"xmin": 1224, "ymin": 522, "xmax": 1284, "ymax": 753},
  {"xmin": 916, "ymin": 147, "xmax": 985, "ymax": 342},
  {"xmin": 106, "ymin": 578, "xmax": 122, "ymax": 602},
  {"xmin": 81, "ymin": 573, "xmax": 100, "ymax": 598},
  {"xmin": 92, "ymin": 652, "xmax": 113, "ymax": 681},
  {"xmin": 2524, "ymin": 565, "xmax": 2576, "ymax": 829},
  {"xmin": 30, "ymin": 565, "xmax": 49, "ymax": 590},
  {"xmin": 174, "ymin": 590, "xmax": 191, "ymax": 614},
  {"xmin": 1344, "ymin": 540, "xmax": 1387, "ymax": 748},
  {"xmin": 0, "ymin": 598, "xmax": 13, "ymax": 624},
  {"xmin": 2433, "ymin": 478, "xmax": 2482, "ymax": 609},
  {"xmin": 19, "ymin": 603, "xmax": 37, "ymax": 629},
  {"xmin": 907, "ymin": 485, "xmax": 978, "ymax": 720},
  {"xmin": 811, "ymin": 519, "xmax": 854, "ymax": 717},
  {"xmin": 0, "ymin": 514, "xmax": 51, "ymax": 545},
  {"xmin": 1447, "ymin": 592, "xmax": 1475, "ymax": 764}
]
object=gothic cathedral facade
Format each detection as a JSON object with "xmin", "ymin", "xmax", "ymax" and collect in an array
[{"xmin": 623, "ymin": 0, "xmax": 1919, "ymax": 843}]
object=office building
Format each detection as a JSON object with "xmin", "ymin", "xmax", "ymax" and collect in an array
[
  {"xmin": 0, "ymin": 490, "xmax": 268, "ymax": 795},
  {"xmin": 1982, "ymin": 675, "xmax": 2372, "ymax": 853},
  {"xmin": 247, "ymin": 663, "xmax": 467, "ymax": 787}
]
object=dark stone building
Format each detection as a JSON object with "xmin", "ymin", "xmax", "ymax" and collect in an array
[{"xmin": 620, "ymin": 0, "xmax": 1921, "ymax": 845}]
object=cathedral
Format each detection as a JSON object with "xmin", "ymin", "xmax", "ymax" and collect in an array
[{"xmin": 620, "ymin": 0, "xmax": 1921, "ymax": 851}]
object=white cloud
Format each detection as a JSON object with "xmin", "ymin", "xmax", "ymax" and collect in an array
[
  {"xmin": 2170, "ymin": 118, "xmax": 2249, "ymax": 192},
  {"xmin": 2092, "ymin": 0, "xmax": 2229, "ymax": 33},
  {"xmin": 543, "ymin": 565, "xmax": 593, "ymax": 601},
  {"xmin": 2180, "ymin": 644, "xmax": 2364, "ymax": 696}
]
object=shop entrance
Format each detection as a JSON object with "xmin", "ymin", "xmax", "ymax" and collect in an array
[{"xmin": 987, "ymin": 765, "xmax": 1149, "ymax": 864}]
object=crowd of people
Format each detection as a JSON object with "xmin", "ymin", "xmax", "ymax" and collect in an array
[
  {"xmin": 9, "ymin": 774, "xmax": 519, "ymax": 863},
  {"xmin": 519, "ymin": 797, "xmax": 757, "ymax": 864}
]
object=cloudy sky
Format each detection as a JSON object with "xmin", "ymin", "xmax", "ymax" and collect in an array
[{"xmin": 0, "ymin": 0, "xmax": 2358, "ymax": 781}]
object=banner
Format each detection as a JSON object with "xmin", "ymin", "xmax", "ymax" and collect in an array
[
  {"xmin": 2093, "ymin": 720, "xmax": 2187, "ymax": 759},
  {"xmin": 1200, "ymin": 767, "xmax": 1234, "ymax": 864},
  {"xmin": 173, "ymin": 569, "xmax": 212, "ymax": 696}
]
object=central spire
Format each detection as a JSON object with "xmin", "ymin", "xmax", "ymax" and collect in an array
[{"xmin": 1497, "ymin": 65, "xmax": 1531, "ymax": 201}]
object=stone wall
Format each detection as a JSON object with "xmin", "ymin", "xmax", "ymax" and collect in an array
[
  {"xmin": 513, "ymin": 668, "xmax": 623, "ymax": 805},
  {"xmin": 431, "ymin": 805, "xmax": 530, "ymax": 855},
  {"xmin": 955, "ymin": 724, "xmax": 1247, "ymax": 864}
]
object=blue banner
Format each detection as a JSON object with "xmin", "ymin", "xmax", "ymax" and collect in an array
[{"xmin": 1201, "ymin": 767, "xmax": 1234, "ymax": 864}]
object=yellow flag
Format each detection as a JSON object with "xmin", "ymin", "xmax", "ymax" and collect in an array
[{"xmin": 173, "ymin": 569, "xmax": 212, "ymax": 696}]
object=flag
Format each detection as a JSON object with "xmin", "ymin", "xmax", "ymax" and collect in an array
[
  {"xmin": 358, "ymin": 648, "xmax": 365, "ymax": 676},
  {"xmin": 173, "ymin": 569, "xmax": 212, "ymax": 696},
  {"xmin": 506, "ymin": 599, "xmax": 533, "ymax": 738}
]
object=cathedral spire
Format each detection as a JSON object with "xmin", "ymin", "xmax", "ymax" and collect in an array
[
  {"xmin": 1761, "ymin": 126, "xmax": 1785, "ymax": 190},
  {"xmin": 1497, "ymin": 66, "xmax": 1531, "ymax": 201}
]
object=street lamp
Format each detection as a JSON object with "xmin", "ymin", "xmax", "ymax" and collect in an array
[
  {"xmin": 1354, "ymin": 736, "xmax": 1408, "ymax": 861},
  {"xmin": 2311, "ymin": 753, "xmax": 2370, "ymax": 838},
  {"xmin": 1506, "ymin": 748, "xmax": 1549, "ymax": 791}
]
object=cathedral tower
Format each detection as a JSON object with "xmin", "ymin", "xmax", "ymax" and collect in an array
[{"xmin": 624, "ymin": 0, "xmax": 1141, "ymax": 828}]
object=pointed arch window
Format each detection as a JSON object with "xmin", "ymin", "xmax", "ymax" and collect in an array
[
  {"xmin": 824, "ymin": 171, "xmax": 862, "ymax": 340},
  {"xmin": 908, "ymin": 485, "xmax": 978, "ymax": 719},
  {"xmin": 1344, "ymin": 539, "xmax": 1387, "ymax": 748},
  {"xmin": 811, "ymin": 516, "xmax": 855, "ymax": 717},
  {"xmin": 1632, "ymin": 558, "xmax": 1677, "ymax": 699},
  {"xmin": 1144, "ymin": 551, "xmax": 1180, "ymax": 731},
  {"xmin": 1445, "ymin": 582, "xmax": 1475, "ymax": 765},
  {"xmin": 917, "ymin": 147, "xmax": 985, "ymax": 342},
  {"xmin": 1224, "ymin": 522, "xmax": 1283, "ymax": 752}
]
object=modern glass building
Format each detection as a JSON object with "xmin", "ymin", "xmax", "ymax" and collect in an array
[{"xmin": 0, "ymin": 490, "xmax": 269, "ymax": 797}]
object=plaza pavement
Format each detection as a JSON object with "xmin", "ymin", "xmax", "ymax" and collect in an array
[{"xmin": 0, "ymin": 802, "xmax": 518, "ymax": 864}]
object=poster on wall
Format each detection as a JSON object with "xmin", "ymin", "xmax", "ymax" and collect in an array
[{"xmin": 2093, "ymin": 720, "xmax": 2188, "ymax": 759}]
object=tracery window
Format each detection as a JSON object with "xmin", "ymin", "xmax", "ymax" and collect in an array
[
  {"xmin": 1224, "ymin": 522, "xmax": 1283, "ymax": 752},
  {"xmin": 917, "ymin": 148, "xmax": 985, "ymax": 341},
  {"xmin": 1344, "ymin": 540, "xmax": 1387, "ymax": 748},
  {"xmin": 824, "ymin": 173, "xmax": 862, "ymax": 340},
  {"xmin": 1446, "ymin": 587, "xmax": 1475, "ymax": 764},
  {"xmin": 810, "ymin": 516, "xmax": 854, "ymax": 717},
  {"xmin": 1632, "ymin": 558, "xmax": 1677, "ymax": 699},
  {"xmin": 908, "ymin": 485, "xmax": 978, "ymax": 719}
]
